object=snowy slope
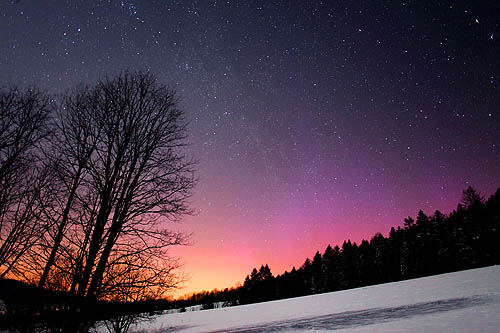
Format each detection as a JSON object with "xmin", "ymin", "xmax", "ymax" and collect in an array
[{"xmin": 132, "ymin": 266, "xmax": 500, "ymax": 332}]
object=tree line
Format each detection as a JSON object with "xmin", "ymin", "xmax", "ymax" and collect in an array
[
  {"xmin": 0, "ymin": 71, "xmax": 195, "ymax": 304},
  {"xmin": 174, "ymin": 186, "xmax": 500, "ymax": 309}
]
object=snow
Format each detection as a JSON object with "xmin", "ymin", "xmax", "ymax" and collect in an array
[{"xmin": 131, "ymin": 266, "xmax": 500, "ymax": 332}]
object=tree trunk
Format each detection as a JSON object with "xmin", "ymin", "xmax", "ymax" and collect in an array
[{"xmin": 38, "ymin": 167, "xmax": 82, "ymax": 289}]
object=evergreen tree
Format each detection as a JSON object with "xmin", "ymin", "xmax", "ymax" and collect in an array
[
  {"xmin": 300, "ymin": 258, "xmax": 313, "ymax": 295},
  {"xmin": 311, "ymin": 251, "xmax": 324, "ymax": 294},
  {"xmin": 322, "ymin": 245, "xmax": 339, "ymax": 292},
  {"xmin": 461, "ymin": 186, "xmax": 484, "ymax": 209}
]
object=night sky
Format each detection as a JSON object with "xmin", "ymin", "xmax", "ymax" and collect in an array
[{"xmin": 1, "ymin": 0, "xmax": 499, "ymax": 297}]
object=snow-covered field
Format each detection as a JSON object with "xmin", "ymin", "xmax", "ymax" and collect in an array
[{"xmin": 132, "ymin": 266, "xmax": 500, "ymax": 332}]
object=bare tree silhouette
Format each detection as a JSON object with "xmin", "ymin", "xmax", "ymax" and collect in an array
[
  {"xmin": 35, "ymin": 71, "xmax": 195, "ymax": 301},
  {"xmin": 0, "ymin": 86, "xmax": 52, "ymax": 278}
]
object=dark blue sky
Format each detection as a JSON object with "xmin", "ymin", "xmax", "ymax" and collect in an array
[{"xmin": 1, "ymin": 0, "xmax": 499, "ymax": 294}]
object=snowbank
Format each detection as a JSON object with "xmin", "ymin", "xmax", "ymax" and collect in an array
[{"xmin": 132, "ymin": 266, "xmax": 500, "ymax": 332}]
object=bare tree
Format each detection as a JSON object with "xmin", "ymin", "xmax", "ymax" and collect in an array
[
  {"xmin": 38, "ymin": 72, "xmax": 195, "ymax": 300},
  {"xmin": 0, "ymin": 86, "xmax": 52, "ymax": 278},
  {"xmin": 97, "ymin": 229, "xmax": 188, "ymax": 301},
  {"xmin": 37, "ymin": 85, "xmax": 103, "ymax": 289}
]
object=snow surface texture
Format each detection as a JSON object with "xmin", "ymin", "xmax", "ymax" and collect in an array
[{"xmin": 132, "ymin": 266, "xmax": 500, "ymax": 332}]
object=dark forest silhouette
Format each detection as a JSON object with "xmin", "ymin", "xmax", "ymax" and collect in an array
[{"xmin": 172, "ymin": 186, "xmax": 500, "ymax": 309}]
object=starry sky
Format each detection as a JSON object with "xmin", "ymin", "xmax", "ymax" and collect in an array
[{"xmin": 1, "ymin": 0, "xmax": 499, "ymax": 297}]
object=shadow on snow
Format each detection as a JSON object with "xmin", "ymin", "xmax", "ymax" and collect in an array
[{"xmin": 211, "ymin": 295, "xmax": 494, "ymax": 332}]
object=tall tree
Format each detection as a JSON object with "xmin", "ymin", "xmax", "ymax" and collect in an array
[
  {"xmin": 311, "ymin": 251, "xmax": 324, "ymax": 294},
  {"xmin": 83, "ymin": 72, "xmax": 195, "ymax": 300},
  {"xmin": 0, "ymin": 86, "xmax": 52, "ymax": 278},
  {"xmin": 36, "ymin": 72, "xmax": 195, "ymax": 300},
  {"xmin": 38, "ymin": 85, "xmax": 102, "ymax": 289},
  {"xmin": 322, "ymin": 245, "xmax": 340, "ymax": 292}
]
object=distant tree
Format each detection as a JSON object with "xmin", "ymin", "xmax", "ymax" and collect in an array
[
  {"xmin": 404, "ymin": 216, "xmax": 415, "ymax": 228},
  {"xmin": 338, "ymin": 240, "xmax": 359, "ymax": 289},
  {"xmin": 387, "ymin": 227, "xmax": 403, "ymax": 281},
  {"xmin": 416, "ymin": 210, "xmax": 428, "ymax": 227},
  {"xmin": 300, "ymin": 258, "xmax": 313, "ymax": 295},
  {"xmin": 322, "ymin": 245, "xmax": 340, "ymax": 292},
  {"xmin": 275, "ymin": 267, "xmax": 301, "ymax": 299},
  {"xmin": 369, "ymin": 233, "xmax": 388, "ymax": 282},
  {"xmin": 461, "ymin": 186, "xmax": 484, "ymax": 209},
  {"xmin": 414, "ymin": 211, "xmax": 432, "ymax": 275},
  {"xmin": 358, "ymin": 239, "xmax": 376, "ymax": 286},
  {"xmin": 259, "ymin": 264, "xmax": 272, "ymax": 280},
  {"xmin": 258, "ymin": 264, "xmax": 275, "ymax": 300},
  {"xmin": 311, "ymin": 251, "xmax": 324, "ymax": 294}
]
